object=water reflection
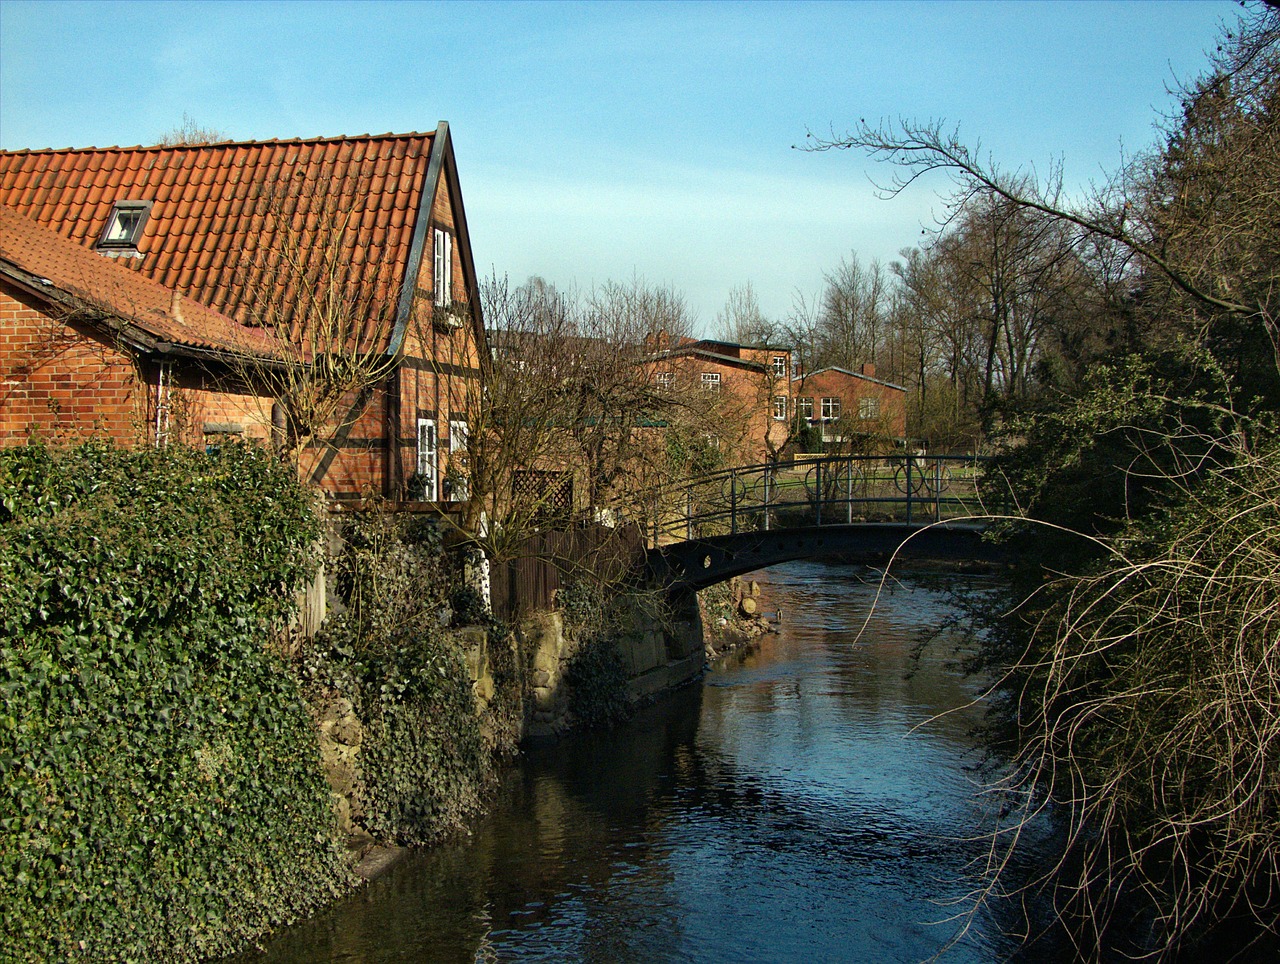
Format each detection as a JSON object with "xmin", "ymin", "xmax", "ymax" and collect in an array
[{"xmin": 237, "ymin": 562, "xmax": 1039, "ymax": 963}]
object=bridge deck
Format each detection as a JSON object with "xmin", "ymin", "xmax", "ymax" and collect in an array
[
  {"xmin": 646, "ymin": 521, "xmax": 998, "ymax": 590},
  {"xmin": 634, "ymin": 456, "xmax": 1002, "ymax": 590}
]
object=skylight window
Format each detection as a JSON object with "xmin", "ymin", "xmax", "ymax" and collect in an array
[{"xmin": 97, "ymin": 200, "xmax": 152, "ymax": 253}]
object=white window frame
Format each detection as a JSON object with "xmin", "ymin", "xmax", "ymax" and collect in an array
[
  {"xmin": 858, "ymin": 397, "xmax": 881, "ymax": 420},
  {"xmin": 448, "ymin": 419, "xmax": 469, "ymax": 501},
  {"xmin": 97, "ymin": 200, "xmax": 152, "ymax": 252},
  {"xmin": 772, "ymin": 395, "xmax": 787, "ymax": 421},
  {"xmin": 772, "ymin": 355, "xmax": 787, "ymax": 378},
  {"xmin": 416, "ymin": 417, "xmax": 438, "ymax": 501},
  {"xmin": 433, "ymin": 228, "xmax": 453, "ymax": 307},
  {"xmin": 796, "ymin": 396, "xmax": 813, "ymax": 420},
  {"xmin": 701, "ymin": 372, "xmax": 721, "ymax": 391},
  {"xmin": 821, "ymin": 396, "xmax": 841, "ymax": 420},
  {"xmin": 655, "ymin": 371, "xmax": 674, "ymax": 390}
]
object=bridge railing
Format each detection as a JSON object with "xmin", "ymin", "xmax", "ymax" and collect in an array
[{"xmin": 643, "ymin": 454, "xmax": 994, "ymax": 545}]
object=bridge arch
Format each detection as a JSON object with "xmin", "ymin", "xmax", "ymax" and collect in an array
[{"xmin": 634, "ymin": 455, "xmax": 1003, "ymax": 591}]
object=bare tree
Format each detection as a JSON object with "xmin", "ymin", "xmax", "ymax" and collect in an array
[
  {"xmin": 154, "ymin": 113, "xmax": 228, "ymax": 147},
  {"xmin": 716, "ymin": 281, "xmax": 779, "ymax": 345},
  {"xmin": 469, "ymin": 274, "xmax": 733, "ymax": 556},
  {"xmin": 802, "ymin": 80, "xmax": 1277, "ymax": 371},
  {"xmin": 222, "ymin": 168, "xmax": 403, "ymax": 476}
]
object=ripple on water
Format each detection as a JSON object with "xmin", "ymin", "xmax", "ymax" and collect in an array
[{"xmin": 234, "ymin": 563, "xmax": 1031, "ymax": 964}]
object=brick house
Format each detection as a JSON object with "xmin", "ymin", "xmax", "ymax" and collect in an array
[
  {"xmin": 791, "ymin": 364, "xmax": 907, "ymax": 451},
  {"xmin": 0, "ymin": 125, "xmax": 483, "ymax": 503},
  {"xmin": 1, "ymin": 205, "xmax": 292, "ymax": 449},
  {"xmin": 647, "ymin": 337, "xmax": 793, "ymax": 464}
]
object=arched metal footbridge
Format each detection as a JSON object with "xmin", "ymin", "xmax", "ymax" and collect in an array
[{"xmin": 639, "ymin": 454, "xmax": 1003, "ymax": 590}]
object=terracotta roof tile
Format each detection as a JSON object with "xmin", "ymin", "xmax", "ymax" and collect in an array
[
  {"xmin": 0, "ymin": 206, "xmax": 290, "ymax": 359},
  {"xmin": 0, "ymin": 131, "xmax": 436, "ymax": 352}
]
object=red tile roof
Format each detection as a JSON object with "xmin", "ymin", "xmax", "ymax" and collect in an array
[
  {"xmin": 0, "ymin": 205, "xmax": 292, "ymax": 358},
  {"xmin": 0, "ymin": 132, "xmax": 437, "ymax": 352}
]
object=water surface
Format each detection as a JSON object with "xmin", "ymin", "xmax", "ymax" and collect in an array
[{"xmin": 243, "ymin": 561, "xmax": 1030, "ymax": 963}]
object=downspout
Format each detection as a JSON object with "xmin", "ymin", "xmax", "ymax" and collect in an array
[
  {"xmin": 154, "ymin": 360, "xmax": 172, "ymax": 448},
  {"xmin": 271, "ymin": 400, "xmax": 287, "ymax": 455}
]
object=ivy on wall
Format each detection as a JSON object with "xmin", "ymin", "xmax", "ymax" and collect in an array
[
  {"xmin": 558, "ymin": 581, "xmax": 633, "ymax": 730},
  {"xmin": 0, "ymin": 442, "xmax": 349, "ymax": 962},
  {"xmin": 300, "ymin": 508, "xmax": 522, "ymax": 846}
]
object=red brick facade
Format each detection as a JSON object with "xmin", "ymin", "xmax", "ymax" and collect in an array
[
  {"xmin": 648, "ymin": 340, "xmax": 793, "ymax": 464},
  {"xmin": 1, "ymin": 126, "xmax": 484, "ymax": 503},
  {"xmin": 1, "ymin": 283, "xmax": 144, "ymax": 444},
  {"xmin": 791, "ymin": 364, "xmax": 907, "ymax": 450}
]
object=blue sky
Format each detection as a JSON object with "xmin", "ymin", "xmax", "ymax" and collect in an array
[{"xmin": 0, "ymin": 0, "xmax": 1234, "ymax": 332}]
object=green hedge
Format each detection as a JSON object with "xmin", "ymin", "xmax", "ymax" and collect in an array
[
  {"xmin": 0, "ymin": 442, "xmax": 349, "ymax": 962},
  {"xmin": 301, "ymin": 510, "xmax": 513, "ymax": 846}
]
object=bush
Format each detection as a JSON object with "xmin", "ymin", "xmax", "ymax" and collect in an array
[
  {"xmin": 986, "ymin": 437, "xmax": 1280, "ymax": 956},
  {"xmin": 558, "ymin": 581, "xmax": 633, "ymax": 730},
  {"xmin": 973, "ymin": 382, "xmax": 1280, "ymax": 956},
  {"xmin": 0, "ymin": 441, "xmax": 347, "ymax": 962},
  {"xmin": 302, "ymin": 507, "xmax": 519, "ymax": 845}
]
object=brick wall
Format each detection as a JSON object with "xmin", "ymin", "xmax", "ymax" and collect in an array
[
  {"xmin": 793, "ymin": 368, "xmax": 907, "ymax": 441},
  {"xmin": 390, "ymin": 161, "xmax": 482, "ymax": 501},
  {"xmin": 661, "ymin": 354, "xmax": 789, "ymax": 465},
  {"xmin": 1, "ymin": 282, "xmax": 146, "ymax": 445}
]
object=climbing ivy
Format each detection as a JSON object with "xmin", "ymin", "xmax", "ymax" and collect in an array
[
  {"xmin": 558, "ymin": 581, "xmax": 633, "ymax": 730},
  {"xmin": 0, "ymin": 441, "xmax": 348, "ymax": 962},
  {"xmin": 300, "ymin": 508, "xmax": 521, "ymax": 845}
]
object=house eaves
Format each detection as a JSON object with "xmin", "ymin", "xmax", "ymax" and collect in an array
[
  {"xmin": 0, "ymin": 132, "xmax": 437, "ymax": 354},
  {"xmin": 390, "ymin": 121, "xmax": 486, "ymax": 360},
  {"xmin": 650, "ymin": 346, "xmax": 768, "ymax": 374},
  {"xmin": 796, "ymin": 366, "xmax": 907, "ymax": 392},
  {"xmin": 0, "ymin": 204, "xmax": 292, "ymax": 363}
]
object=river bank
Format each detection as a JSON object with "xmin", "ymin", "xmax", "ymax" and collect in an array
[{"xmin": 233, "ymin": 561, "xmax": 1042, "ymax": 963}]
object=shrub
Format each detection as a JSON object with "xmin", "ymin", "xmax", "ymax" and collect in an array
[
  {"xmin": 998, "ymin": 438, "xmax": 1280, "ymax": 955},
  {"xmin": 0, "ymin": 441, "xmax": 347, "ymax": 963},
  {"xmin": 558, "ymin": 581, "xmax": 633, "ymax": 730},
  {"xmin": 302, "ymin": 507, "xmax": 519, "ymax": 845}
]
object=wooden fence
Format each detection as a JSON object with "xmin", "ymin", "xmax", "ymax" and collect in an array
[{"xmin": 489, "ymin": 522, "xmax": 647, "ymax": 621}]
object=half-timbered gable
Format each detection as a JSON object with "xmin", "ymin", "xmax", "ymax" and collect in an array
[{"xmin": 0, "ymin": 124, "xmax": 485, "ymax": 502}]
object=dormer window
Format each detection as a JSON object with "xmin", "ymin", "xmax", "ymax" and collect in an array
[{"xmin": 97, "ymin": 200, "xmax": 152, "ymax": 254}]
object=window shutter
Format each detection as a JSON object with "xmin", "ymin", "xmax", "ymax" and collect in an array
[
  {"xmin": 433, "ymin": 230, "xmax": 445, "ymax": 306},
  {"xmin": 417, "ymin": 419, "xmax": 438, "ymax": 500},
  {"xmin": 443, "ymin": 231, "xmax": 453, "ymax": 306},
  {"xmin": 434, "ymin": 229, "xmax": 453, "ymax": 307}
]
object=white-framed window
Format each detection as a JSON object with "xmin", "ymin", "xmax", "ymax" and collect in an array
[
  {"xmin": 858, "ymin": 397, "xmax": 881, "ymax": 420},
  {"xmin": 772, "ymin": 355, "xmax": 787, "ymax": 378},
  {"xmin": 821, "ymin": 396, "xmax": 842, "ymax": 420},
  {"xmin": 772, "ymin": 395, "xmax": 787, "ymax": 421},
  {"xmin": 416, "ymin": 418, "xmax": 438, "ymax": 501},
  {"xmin": 796, "ymin": 396, "xmax": 813, "ymax": 420},
  {"xmin": 433, "ymin": 228, "xmax": 453, "ymax": 307},
  {"xmin": 701, "ymin": 372, "xmax": 721, "ymax": 391},
  {"xmin": 655, "ymin": 371, "xmax": 674, "ymax": 390},
  {"xmin": 98, "ymin": 200, "xmax": 152, "ymax": 252},
  {"xmin": 448, "ymin": 419, "xmax": 469, "ymax": 500}
]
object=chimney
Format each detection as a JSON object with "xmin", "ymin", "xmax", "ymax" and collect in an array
[
  {"xmin": 861, "ymin": 361, "xmax": 876, "ymax": 379},
  {"xmin": 645, "ymin": 328, "xmax": 670, "ymax": 353}
]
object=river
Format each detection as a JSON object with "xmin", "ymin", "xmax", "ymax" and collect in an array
[{"xmin": 241, "ymin": 560, "xmax": 1043, "ymax": 963}]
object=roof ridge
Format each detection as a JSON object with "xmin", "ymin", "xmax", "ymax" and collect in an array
[{"xmin": 1, "ymin": 131, "xmax": 435, "ymax": 156}]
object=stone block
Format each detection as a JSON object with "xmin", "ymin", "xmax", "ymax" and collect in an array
[
  {"xmin": 523, "ymin": 612, "xmax": 566, "ymax": 674},
  {"xmin": 320, "ymin": 698, "xmax": 354, "ymax": 726},
  {"xmin": 533, "ymin": 685, "xmax": 557, "ymax": 712},
  {"xmin": 329, "ymin": 716, "xmax": 363, "ymax": 746},
  {"xmin": 331, "ymin": 791, "xmax": 352, "ymax": 836}
]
